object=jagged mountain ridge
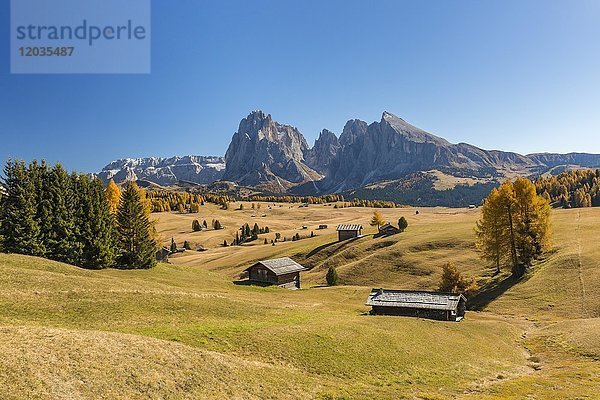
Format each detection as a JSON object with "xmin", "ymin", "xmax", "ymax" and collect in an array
[
  {"xmin": 223, "ymin": 110, "xmax": 600, "ymax": 194},
  {"xmin": 98, "ymin": 155, "xmax": 225, "ymax": 186},
  {"xmin": 99, "ymin": 110, "xmax": 600, "ymax": 205}
]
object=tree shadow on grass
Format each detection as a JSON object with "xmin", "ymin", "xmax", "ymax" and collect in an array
[
  {"xmin": 305, "ymin": 236, "xmax": 365, "ymax": 258},
  {"xmin": 232, "ymin": 280, "xmax": 273, "ymax": 287},
  {"xmin": 468, "ymin": 272, "xmax": 532, "ymax": 311}
]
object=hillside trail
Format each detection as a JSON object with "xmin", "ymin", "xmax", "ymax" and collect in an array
[
  {"xmin": 576, "ymin": 210, "xmax": 587, "ymax": 318},
  {"xmin": 463, "ymin": 314, "xmax": 542, "ymax": 396}
]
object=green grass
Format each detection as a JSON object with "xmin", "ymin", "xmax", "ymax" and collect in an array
[{"xmin": 2, "ymin": 206, "xmax": 600, "ymax": 398}]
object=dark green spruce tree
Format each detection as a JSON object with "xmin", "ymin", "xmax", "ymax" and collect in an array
[
  {"xmin": 38, "ymin": 164, "xmax": 77, "ymax": 264},
  {"xmin": 77, "ymin": 176, "xmax": 117, "ymax": 269},
  {"xmin": 115, "ymin": 182, "xmax": 156, "ymax": 269},
  {"xmin": 0, "ymin": 160, "xmax": 44, "ymax": 255}
]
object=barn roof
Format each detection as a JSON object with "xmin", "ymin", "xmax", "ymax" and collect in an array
[
  {"xmin": 336, "ymin": 224, "xmax": 363, "ymax": 231},
  {"xmin": 365, "ymin": 289, "xmax": 466, "ymax": 311},
  {"xmin": 379, "ymin": 223, "xmax": 399, "ymax": 231},
  {"xmin": 246, "ymin": 257, "xmax": 307, "ymax": 276}
]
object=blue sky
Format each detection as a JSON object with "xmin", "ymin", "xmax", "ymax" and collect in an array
[{"xmin": 1, "ymin": 0, "xmax": 600, "ymax": 172}]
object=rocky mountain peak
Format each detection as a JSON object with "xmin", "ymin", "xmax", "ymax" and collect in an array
[
  {"xmin": 339, "ymin": 119, "xmax": 368, "ymax": 146},
  {"xmin": 222, "ymin": 111, "xmax": 320, "ymax": 190},
  {"xmin": 304, "ymin": 129, "xmax": 340, "ymax": 174}
]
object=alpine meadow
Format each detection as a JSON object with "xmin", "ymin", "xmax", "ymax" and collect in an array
[{"xmin": 3, "ymin": 1, "xmax": 600, "ymax": 399}]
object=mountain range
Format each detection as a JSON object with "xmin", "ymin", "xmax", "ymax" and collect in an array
[{"xmin": 98, "ymin": 111, "xmax": 600, "ymax": 206}]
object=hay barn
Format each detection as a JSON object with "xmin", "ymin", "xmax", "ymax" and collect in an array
[
  {"xmin": 366, "ymin": 289, "xmax": 467, "ymax": 321},
  {"xmin": 244, "ymin": 257, "xmax": 307, "ymax": 289}
]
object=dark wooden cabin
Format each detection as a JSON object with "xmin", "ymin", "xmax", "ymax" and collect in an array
[
  {"xmin": 244, "ymin": 257, "xmax": 307, "ymax": 289},
  {"xmin": 377, "ymin": 223, "xmax": 401, "ymax": 236},
  {"xmin": 155, "ymin": 247, "xmax": 171, "ymax": 263},
  {"xmin": 366, "ymin": 289, "xmax": 467, "ymax": 321},
  {"xmin": 336, "ymin": 224, "xmax": 363, "ymax": 241}
]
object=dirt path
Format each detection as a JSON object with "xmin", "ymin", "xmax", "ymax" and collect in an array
[{"xmin": 576, "ymin": 210, "xmax": 587, "ymax": 318}]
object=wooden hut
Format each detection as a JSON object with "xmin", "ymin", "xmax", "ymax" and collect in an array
[
  {"xmin": 365, "ymin": 288, "xmax": 467, "ymax": 321},
  {"xmin": 336, "ymin": 224, "xmax": 363, "ymax": 241},
  {"xmin": 244, "ymin": 257, "xmax": 307, "ymax": 289},
  {"xmin": 155, "ymin": 247, "xmax": 171, "ymax": 263},
  {"xmin": 378, "ymin": 223, "xmax": 400, "ymax": 236}
]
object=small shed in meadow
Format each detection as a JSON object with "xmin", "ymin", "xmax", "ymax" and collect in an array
[
  {"xmin": 365, "ymin": 289, "xmax": 467, "ymax": 321},
  {"xmin": 336, "ymin": 224, "xmax": 363, "ymax": 241},
  {"xmin": 155, "ymin": 247, "xmax": 171, "ymax": 263},
  {"xmin": 378, "ymin": 223, "xmax": 401, "ymax": 236},
  {"xmin": 244, "ymin": 257, "xmax": 307, "ymax": 289}
]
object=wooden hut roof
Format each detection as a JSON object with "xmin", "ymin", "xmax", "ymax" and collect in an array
[
  {"xmin": 246, "ymin": 257, "xmax": 307, "ymax": 276},
  {"xmin": 336, "ymin": 224, "xmax": 363, "ymax": 231},
  {"xmin": 365, "ymin": 289, "xmax": 466, "ymax": 311},
  {"xmin": 379, "ymin": 223, "xmax": 399, "ymax": 231}
]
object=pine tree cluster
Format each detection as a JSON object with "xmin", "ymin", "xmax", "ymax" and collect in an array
[{"xmin": 0, "ymin": 160, "xmax": 156, "ymax": 270}]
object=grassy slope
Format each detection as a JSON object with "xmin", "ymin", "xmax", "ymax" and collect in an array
[{"xmin": 1, "ymin": 205, "xmax": 600, "ymax": 398}]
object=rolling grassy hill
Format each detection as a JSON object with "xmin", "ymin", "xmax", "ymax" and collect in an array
[{"xmin": 1, "ymin": 204, "xmax": 600, "ymax": 399}]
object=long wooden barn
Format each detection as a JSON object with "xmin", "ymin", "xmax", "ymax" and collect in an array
[
  {"xmin": 244, "ymin": 257, "xmax": 307, "ymax": 289},
  {"xmin": 366, "ymin": 289, "xmax": 467, "ymax": 321}
]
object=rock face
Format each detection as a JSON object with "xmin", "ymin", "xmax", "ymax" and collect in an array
[
  {"xmin": 320, "ymin": 112, "xmax": 540, "ymax": 191},
  {"xmin": 98, "ymin": 156, "xmax": 225, "ymax": 185},
  {"xmin": 304, "ymin": 129, "xmax": 340, "ymax": 175},
  {"xmin": 222, "ymin": 111, "xmax": 322, "ymax": 191}
]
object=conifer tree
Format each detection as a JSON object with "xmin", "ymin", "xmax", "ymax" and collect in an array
[
  {"xmin": 476, "ymin": 178, "xmax": 551, "ymax": 277},
  {"xmin": 0, "ymin": 160, "xmax": 43, "ymax": 255},
  {"xmin": 370, "ymin": 210, "xmax": 385, "ymax": 229},
  {"xmin": 326, "ymin": 266, "xmax": 339, "ymax": 286},
  {"xmin": 170, "ymin": 238, "xmax": 177, "ymax": 252},
  {"xmin": 438, "ymin": 262, "xmax": 478, "ymax": 296},
  {"xmin": 398, "ymin": 217, "xmax": 408, "ymax": 232},
  {"xmin": 74, "ymin": 177, "xmax": 117, "ymax": 269},
  {"xmin": 192, "ymin": 220, "xmax": 201, "ymax": 232},
  {"xmin": 115, "ymin": 182, "xmax": 157, "ymax": 269},
  {"xmin": 39, "ymin": 164, "xmax": 77, "ymax": 264}
]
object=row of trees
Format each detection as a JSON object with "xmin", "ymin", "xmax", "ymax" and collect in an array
[
  {"xmin": 146, "ymin": 190, "xmax": 232, "ymax": 213},
  {"xmin": 0, "ymin": 160, "xmax": 156, "ymax": 269},
  {"xmin": 232, "ymin": 223, "xmax": 270, "ymax": 245},
  {"xmin": 535, "ymin": 169, "xmax": 600, "ymax": 208},
  {"xmin": 192, "ymin": 219, "xmax": 222, "ymax": 231},
  {"xmin": 247, "ymin": 194, "xmax": 346, "ymax": 204}
]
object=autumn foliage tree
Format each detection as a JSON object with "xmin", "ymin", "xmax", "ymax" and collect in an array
[
  {"xmin": 106, "ymin": 179, "xmax": 121, "ymax": 214},
  {"xmin": 438, "ymin": 262, "xmax": 478, "ymax": 297},
  {"xmin": 370, "ymin": 210, "xmax": 385, "ymax": 229},
  {"xmin": 476, "ymin": 178, "xmax": 551, "ymax": 277}
]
